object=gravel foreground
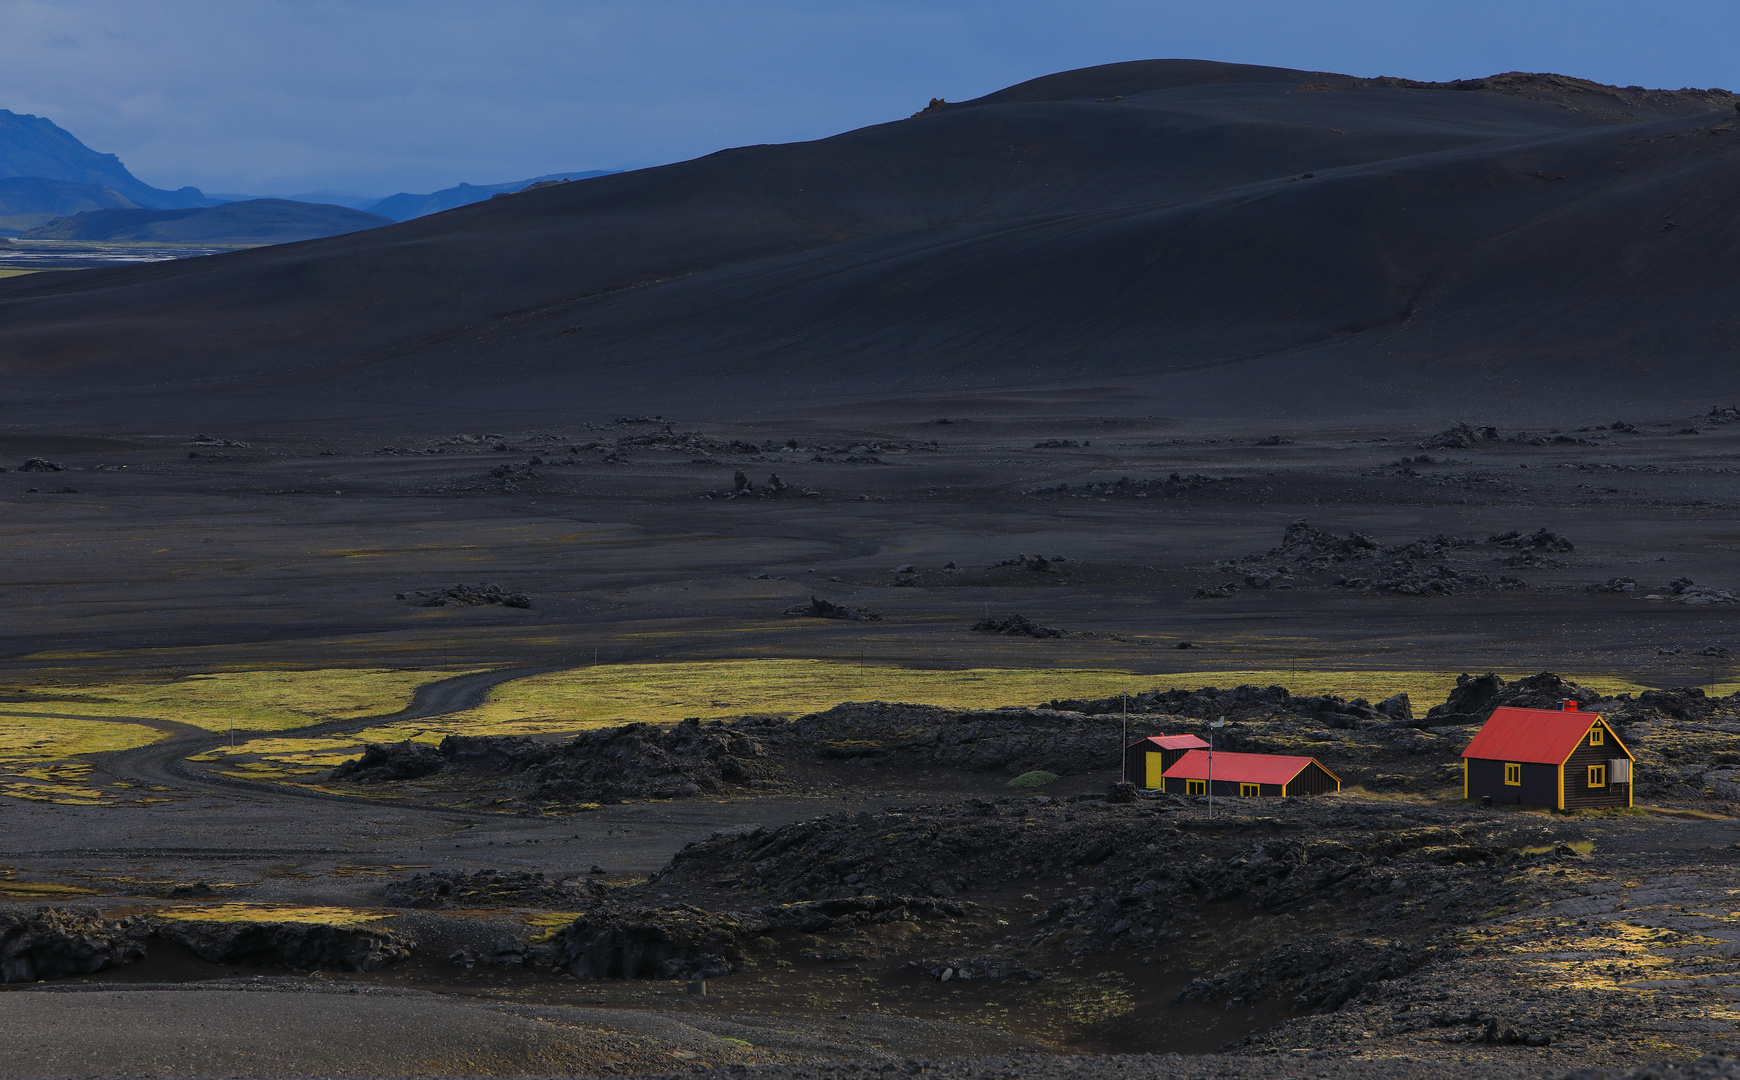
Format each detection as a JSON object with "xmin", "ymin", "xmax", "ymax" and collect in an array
[{"xmin": 38, "ymin": 1053, "xmax": 1735, "ymax": 1080}]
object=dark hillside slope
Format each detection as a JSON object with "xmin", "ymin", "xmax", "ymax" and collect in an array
[
  {"xmin": 0, "ymin": 60, "xmax": 1737, "ymax": 429},
  {"xmin": 20, "ymin": 199, "xmax": 395, "ymax": 245}
]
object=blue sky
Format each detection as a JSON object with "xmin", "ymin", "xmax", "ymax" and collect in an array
[{"xmin": 0, "ymin": 0, "xmax": 1734, "ymax": 196}]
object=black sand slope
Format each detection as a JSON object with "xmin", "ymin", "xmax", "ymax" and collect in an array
[{"xmin": 2, "ymin": 60, "xmax": 1738, "ymax": 430}]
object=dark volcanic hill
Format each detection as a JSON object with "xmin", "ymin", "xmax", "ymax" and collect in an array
[
  {"xmin": 2, "ymin": 61, "xmax": 1739, "ymax": 430},
  {"xmin": 20, "ymin": 199, "xmax": 395, "ymax": 245}
]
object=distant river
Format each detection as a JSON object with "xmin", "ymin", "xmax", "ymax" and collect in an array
[{"xmin": 0, "ymin": 238, "xmax": 247, "ymax": 274}]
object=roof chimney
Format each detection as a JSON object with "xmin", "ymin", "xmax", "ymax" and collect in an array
[{"xmin": 1562, "ymin": 699, "xmax": 1578, "ymax": 712}]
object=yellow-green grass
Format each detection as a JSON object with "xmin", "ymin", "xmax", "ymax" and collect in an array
[
  {"xmin": 155, "ymin": 903, "xmax": 388, "ymax": 926},
  {"xmin": 524, "ymin": 911, "xmax": 584, "ymax": 941},
  {"xmin": 0, "ymin": 268, "xmax": 35, "ymax": 278},
  {"xmin": 0, "ymin": 875, "xmax": 98, "ymax": 898},
  {"xmin": 0, "ymin": 712, "xmax": 165, "ymax": 760},
  {"xmin": 443, "ymin": 660, "xmax": 1159, "ymax": 728},
  {"xmin": 1155, "ymin": 669, "xmax": 1655, "ymax": 706},
  {"xmin": 2, "ymin": 668, "xmax": 483, "ymax": 734},
  {"xmin": 0, "ymin": 759, "xmax": 121, "ymax": 805},
  {"xmin": 440, "ymin": 661, "xmax": 1661, "ymax": 730}
]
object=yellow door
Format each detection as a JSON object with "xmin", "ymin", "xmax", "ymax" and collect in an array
[{"xmin": 1145, "ymin": 752, "xmax": 1165, "ymax": 789}]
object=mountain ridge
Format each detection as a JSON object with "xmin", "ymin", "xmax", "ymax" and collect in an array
[
  {"xmin": 365, "ymin": 171, "xmax": 619, "ymax": 221},
  {"xmin": 1, "ymin": 60, "xmax": 1737, "ymax": 430},
  {"xmin": 0, "ymin": 109, "xmax": 213, "ymax": 209}
]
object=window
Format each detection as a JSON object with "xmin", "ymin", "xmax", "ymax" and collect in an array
[
  {"xmin": 1588, "ymin": 764, "xmax": 1607, "ymax": 787},
  {"xmin": 1240, "ymin": 783, "xmax": 1261, "ymax": 797},
  {"xmin": 1186, "ymin": 779, "xmax": 1206, "ymax": 795},
  {"xmin": 1588, "ymin": 727, "xmax": 1605, "ymax": 747},
  {"xmin": 1504, "ymin": 763, "xmax": 1522, "ymax": 786}
]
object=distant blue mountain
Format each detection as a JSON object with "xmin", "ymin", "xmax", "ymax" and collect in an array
[
  {"xmin": 208, "ymin": 189, "xmax": 383, "ymax": 210},
  {"xmin": 365, "ymin": 171, "xmax": 615, "ymax": 221},
  {"xmin": 0, "ymin": 109, "xmax": 213, "ymax": 209}
]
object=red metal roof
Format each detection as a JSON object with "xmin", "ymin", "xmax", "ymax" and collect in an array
[
  {"xmin": 1126, "ymin": 734, "xmax": 1210, "ymax": 751},
  {"xmin": 1460, "ymin": 706, "xmax": 1628, "ymax": 764},
  {"xmin": 1161, "ymin": 749, "xmax": 1322, "ymax": 785}
]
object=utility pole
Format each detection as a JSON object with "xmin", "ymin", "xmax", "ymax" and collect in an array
[{"xmin": 1207, "ymin": 716, "xmax": 1227, "ymax": 818}]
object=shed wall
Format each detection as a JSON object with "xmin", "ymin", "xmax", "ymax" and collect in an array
[
  {"xmin": 1563, "ymin": 734, "xmax": 1630, "ymax": 809},
  {"xmin": 1129, "ymin": 745, "xmax": 1198, "ymax": 786},
  {"xmin": 1286, "ymin": 762, "xmax": 1340, "ymax": 795},
  {"xmin": 1467, "ymin": 758, "xmax": 1559, "ymax": 806},
  {"xmin": 1161, "ymin": 778, "xmax": 1285, "ymax": 797}
]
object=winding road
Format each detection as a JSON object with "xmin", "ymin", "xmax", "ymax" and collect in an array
[{"xmin": 93, "ymin": 666, "xmax": 555, "ymax": 815}]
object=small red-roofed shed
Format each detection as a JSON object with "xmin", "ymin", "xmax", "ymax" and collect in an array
[
  {"xmin": 1460, "ymin": 702, "xmax": 1634, "ymax": 809},
  {"xmin": 1159, "ymin": 749, "xmax": 1340, "ymax": 798},
  {"xmin": 1125, "ymin": 734, "xmax": 1210, "ymax": 788}
]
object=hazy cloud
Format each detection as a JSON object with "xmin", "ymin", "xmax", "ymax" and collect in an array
[{"xmin": 0, "ymin": 0, "xmax": 1733, "ymax": 195}]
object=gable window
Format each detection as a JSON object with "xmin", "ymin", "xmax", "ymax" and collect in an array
[
  {"xmin": 1588, "ymin": 727, "xmax": 1605, "ymax": 747},
  {"xmin": 1239, "ymin": 783, "xmax": 1261, "ymax": 797},
  {"xmin": 1185, "ymin": 779, "xmax": 1206, "ymax": 795},
  {"xmin": 1588, "ymin": 764, "xmax": 1607, "ymax": 787},
  {"xmin": 1504, "ymin": 763, "xmax": 1522, "ymax": 786}
]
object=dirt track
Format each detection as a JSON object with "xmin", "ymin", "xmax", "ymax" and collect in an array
[{"xmin": 95, "ymin": 666, "xmax": 550, "ymax": 810}]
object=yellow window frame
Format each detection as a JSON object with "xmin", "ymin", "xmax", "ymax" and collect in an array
[
  {"xmin": 1239, "ymin": 783, "xmax": 1261, "ymax": 797},
  {"xmin": 1588, "ymin": 726, "xmax": 1605, "ymax": 747},
  {"xmin": 1185, "ymin": 779, "xmax": 1206, "ymax": 795},
  {"xmin": 1504, "ymin": 763, "xmax": 1521, "ymax": 786},
  {"xmin": 1588, "ymin": 764, "xmax": 1607, "ymax": 787}
]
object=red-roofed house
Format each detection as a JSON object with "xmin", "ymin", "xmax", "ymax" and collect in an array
[
  {"xmin": 1159, "ymin": 749, "xmax": 1341, "ymax": 798},
  {"xmin": 1460, "ymin": 702, "xmax": 1634, "ymax": 809},
  {"xmin": 1125, "ymin": 734, "xmax": 1210, "ymax": 788}
]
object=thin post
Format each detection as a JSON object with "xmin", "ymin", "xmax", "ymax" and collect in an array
[
  {"xmin": 1120, "ymin": 693, "xmax": 1128, "ymax": 785},
  {"xmin": 1207, "ymin": 715, "xmax": 1226, "ymax": 818},
  {"xmin": 1207, "ymin": 724, "xmax": 1213, "ymax": 819}
]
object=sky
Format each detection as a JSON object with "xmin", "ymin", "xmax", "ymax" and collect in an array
[{"xmin": 0, "ymin": 0, "xmax": 1735, "ymax": 198}]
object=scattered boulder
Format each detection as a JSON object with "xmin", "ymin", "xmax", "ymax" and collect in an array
[
  {"xmin": 1489, "ymin": 527, "xmax": 1574, "ymax": 552},
  {"xmin": 157, "ymin": 919, "xmax": 411, "ymax": 972},
  {"xmin": 0, "ymin": 908, "xmax": 150, "ymax": 983},
  {"xmin": 1023, "ymin": 474, "xmax": 1235, "ymax": 498},
  {"xmin": 400, "ymin": 583, "xmax": 531, "ymax": 608},
  {"xmin": 384, "ymin": 869, "xmax": 604, "ymax": 909},
  {"xmin": 918, "ymin": 954, "xmax": 1046, "ymax": 982},
  {"xmin": 330, "ymin": 740, "xmax": 446, "ymax": 783},
  {"xmin": 451, "ymin": 717, "xmax": 772, "ymax": 804},
  {"xmin": 1665, "ymin": 578, "xmax": 1740, "ymax": 605},
  {"xmin": 784, "ymin": 596, "xmax": 881, "ymax": 620},
  {"xmin": 1426, "ymin": 672, "xmax": 1600, "ymax": 725},
  {"xmin": 17, "ymin": 457, "xmax": 65, "ymax": 472},
  {"xmin": 1271, "ymin": 520, "xmax": 1379, "ymax": 562},
  {"xmin": 1418, "ymin": 423, "xmax": 1498, "ymax": 450},
  {"xmin": 971, "ymin": 614, "xmax": 1063, "ymax": 638},
  {"xmin": 719, "ymin": 471, "xmax": 813, "ymax": 498},
  {"xmin": 1174, "ymin": 935, "xmax": 1430, "ymax": 1014},
  {"xmin": 1192, "ymin": 582, "xmax": 1240, "ymax": 599},
  {"xmin": 1591, "ymin": 577, "xmax": 1639, "ymax": 593},
  {"xmin": 535, "ymin": 906, "xmax": 757, "ymax": 980}
]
